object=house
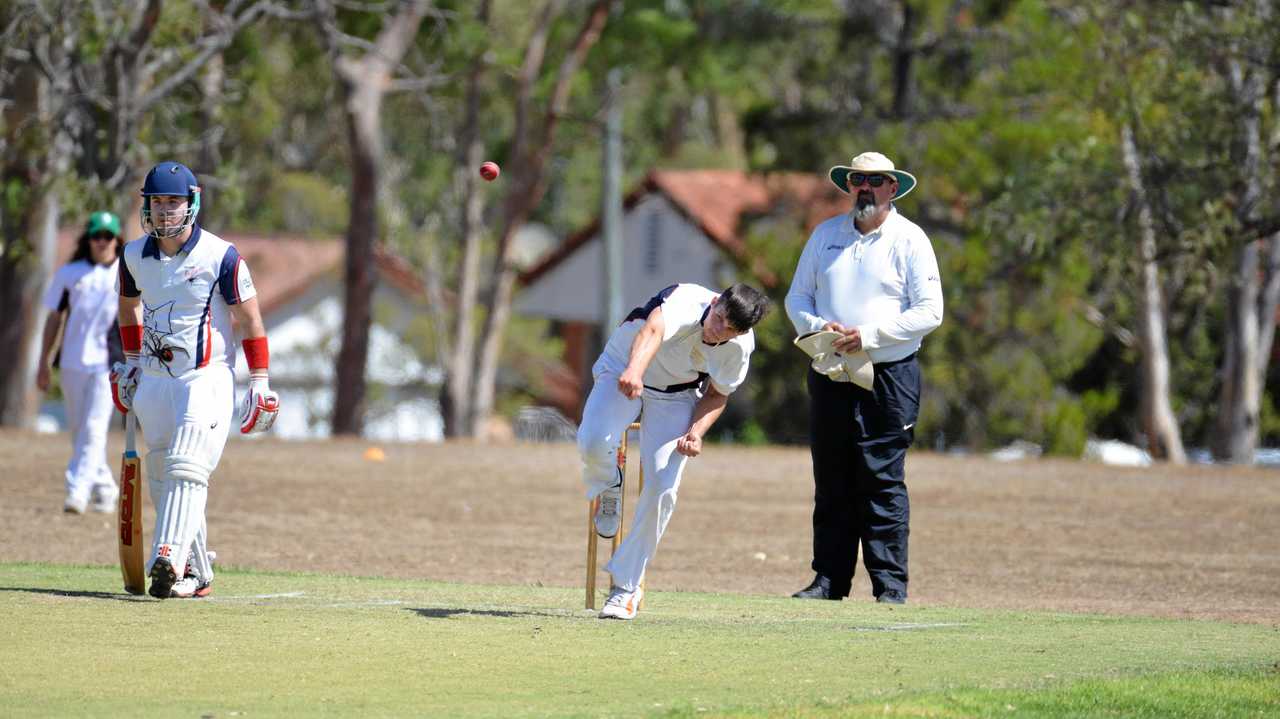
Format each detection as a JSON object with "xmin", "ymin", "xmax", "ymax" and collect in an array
[
  {"xmin": 516, "ymin": 169, "xmax": 848, "ymax": 419},
  {"xmin": 228, "ymin": 234, "xmax": 442, "ymax": 441},
  {"xmin": 41, "ymin": 230, "xmax": 443, "ymax": 441}
]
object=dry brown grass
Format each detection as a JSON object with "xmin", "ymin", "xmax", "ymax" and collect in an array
[{"xmin": 3, "ymin": 429, "xmax": 1278, "ymax": 624}]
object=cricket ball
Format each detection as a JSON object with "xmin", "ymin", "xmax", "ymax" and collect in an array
[{"xmin": 479, "ymin": 161, "xmax": 500, "ymax": 182}]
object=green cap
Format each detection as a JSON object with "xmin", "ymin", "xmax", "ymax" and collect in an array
[{"xmin": 86, "ymin": 211, "xmax": 122, "ymax": 237}]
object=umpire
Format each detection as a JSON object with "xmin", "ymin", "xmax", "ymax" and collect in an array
[{"xmin": 784, "ymin": 152, "xmax": 943, "ymax": 604}]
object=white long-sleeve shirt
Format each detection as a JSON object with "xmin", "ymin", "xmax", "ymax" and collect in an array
[{"xmin": 785, "ymin": 207, "xmax": 943, "ymax": 363}]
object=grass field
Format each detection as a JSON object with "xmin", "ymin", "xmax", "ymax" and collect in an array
[
  {"xmin": 2, "ymin": 430, "xmax": 1279, "ymax": 716},
  {"xmin": 2, "ymin": 563, "xmax": 1277, "ymax": 718}
]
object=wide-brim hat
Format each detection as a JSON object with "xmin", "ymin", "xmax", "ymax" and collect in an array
[
  {"xmin": 85, "ymin": 211, "xmax": 122, "ymax": 237},
  {"xmin": 829, "ymin": 151, "xmax": 917, "ymax": 200}
]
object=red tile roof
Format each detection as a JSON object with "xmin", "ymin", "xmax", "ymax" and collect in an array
[{"xmin": 519, "ymin": 169, "xmax": 848, "ymax": 288}]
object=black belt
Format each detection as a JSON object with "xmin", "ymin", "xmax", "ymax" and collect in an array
[{"xmin": 645, "ymin": 373, "xmax": 708, "ymax": 394}]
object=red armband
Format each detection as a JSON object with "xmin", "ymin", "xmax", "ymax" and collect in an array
[
  {"xmin": 120, "ymin": 324, "xmax": 143, "ymax": 354},
  {"xmin": 242, "ymin": 337, "xmax": 269, "ymax": 374}
]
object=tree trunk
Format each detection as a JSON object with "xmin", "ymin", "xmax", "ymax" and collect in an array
[
  {"xmin": 1120, "ymin": 123, "xmax": 1186, "ymax": 463},
  {"xmin": 321, "ymin": 0, "xmax": 431, "ymax": 436},
  {"xmin": 331, "ymin": 85, "xmax": 381, "ymax": 436},
  {"xmin": 0, "ymin": 65, "xmax": 61, "ymax": 429},
  {"xmin": 1212, "ymin": 26, "xmax": 1271, "ymax": 463},
  {"xmin": 0, "ymin": 189, "xmax": 59, "ymax": 429},
  {"xmin": 442, "ymin": 0, "xmax": 490, "ymax": 438},
  {"xmin": 467, "ymin": 0, "xmax": 611, "ymax": 437}
]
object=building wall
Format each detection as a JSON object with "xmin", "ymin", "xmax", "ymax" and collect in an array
[
  {"xmin": 516, "ymin": 195, "xmax": 737, "ymax": 323},
  {"xmin": 240, "ymin": 278, "xmax": 443, "ymax": 441}
]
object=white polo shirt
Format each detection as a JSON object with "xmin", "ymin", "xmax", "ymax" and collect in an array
[
  {"xmin": 785, "ymin": 207, "xmax": 943, "ymax": 363},
  {"xmin": 597, "ymin": 283, "xmax": 754, "ymax": 395},
  {"xmin": 119, "ymin": 226, "xmax": 257, "ymax": 378},
  {"xmin": 42, "ymin": 259, "xmax": 120, "ymax": 372}
]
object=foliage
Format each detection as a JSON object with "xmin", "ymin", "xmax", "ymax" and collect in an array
[{"xmin": 6, "ymin": 0, "xmax": 1278, "ymax": 450}]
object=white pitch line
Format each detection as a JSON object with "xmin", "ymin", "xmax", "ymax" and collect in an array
[
  {"xmin": 852, "ymin": 622, "xmax": 968, "ymax": 631},
  {"xmin": 209, "ymin": 591, "xmax": 307, "ymax": 602},
  {"xmin": 324, "ymin": 599, "xmax": 407, "ymax": 608}
]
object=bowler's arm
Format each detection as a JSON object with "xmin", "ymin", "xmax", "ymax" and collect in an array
[
  {"xmin": 617, "ymin": 307, "xmax": 664, "ymax": 400},
  {"xmin": 675, "ymin": 387, "xmax": 730, "ymax": 457}
]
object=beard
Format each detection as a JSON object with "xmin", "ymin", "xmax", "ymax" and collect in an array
[{"xmin": 852, "ymin": 191, "xmax": 878, "ymax": 220}]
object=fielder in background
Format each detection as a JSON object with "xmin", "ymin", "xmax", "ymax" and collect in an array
[
  {"xmin": 36, "ymin": 211, "xmax": 126, "ymax": 514},
  {"xmin": 111, "ymin": 160, "xmax": 280, "ymax": 600},
  {"xmin": 580, "ymin": 282, "xmax": 771, "ymax": 620},
  {"xmin": 785, "ymin": 151, "xmax": 943, "ymax": 605}
]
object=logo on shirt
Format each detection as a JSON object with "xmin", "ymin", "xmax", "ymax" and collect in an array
[{"xmin": 142, "ymin": 301, "xmax": 190, "ymax": 377}]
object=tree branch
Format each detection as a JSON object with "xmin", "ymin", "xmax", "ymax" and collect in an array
[
  {"xmin": 136, "ymin": 1, "xmax": 276, "ymax": 112},
  {"xmin": 510, "ymin": 0, "xmax": 562, "ymax": 169}
]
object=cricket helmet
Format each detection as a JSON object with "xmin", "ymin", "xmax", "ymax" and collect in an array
[{"xmin": 140, "ymin": 161, "xmax": 201, "ymax": 238}]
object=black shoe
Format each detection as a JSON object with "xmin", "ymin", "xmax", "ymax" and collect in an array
[
  {"xmin": 148, "ymin": 557, "xmax": 177, "ymax": 599},
  {"xmin": 876, "ymin": 590, "xmax": 906, "ymax": 605},
  {"xmin": 791, "ymin": 575, "xmax": 842, "ymax": 600}
]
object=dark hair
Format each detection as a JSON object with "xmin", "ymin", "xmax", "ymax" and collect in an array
[
  {"xmin": 70, "ymin": 231, "xmax": 124, "ymax": 265},
  {"xmin": 719, "ymin": 283, "xmax": 772, "ymax": 331}
]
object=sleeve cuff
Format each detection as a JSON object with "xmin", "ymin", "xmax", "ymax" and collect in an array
[{"xmin": 857, "ymin": 324, "xmax": 878, "ymax": 350}]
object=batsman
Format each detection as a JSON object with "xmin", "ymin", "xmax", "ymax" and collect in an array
[
  {"xmin": 579, "ymin": 283, "xmax": 770, "ymax": 619},
  {"xmin": 111, "ymin": 161, "xmax": 280, "ymax": 599}
]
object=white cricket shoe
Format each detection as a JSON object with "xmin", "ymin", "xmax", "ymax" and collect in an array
[
  {"xmin": 599, "ymin": 585, "xmax": 643, "ymax": 620},
  {"xmin": 63, "ymin": 493, "xmax": 89, "ymax": 514},
  {"xmin": 173, "ymin": 551, "xmax": 216, "ymax": 598},
  {"xmin": 170, "ymin": 576, "xmax": 212, "ymax": 598},
  {"xmin": 593, "ymin": 481, "xmax": 622, "ymax": 538},
  {"xmin": 90, "ymin": 485, "xmax": 118, "ymax": 513}
]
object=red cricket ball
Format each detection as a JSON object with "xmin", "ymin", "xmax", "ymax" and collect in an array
[{"xmin": 479, "ymin": 161, "xmax": 500, "ymax": 182}]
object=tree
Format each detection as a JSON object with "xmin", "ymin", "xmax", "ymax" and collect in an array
[
  {"xmin": 1209, "ymin": 0, "xmax": 1280, "ymax": 462},
  {"xmin": 314, "ymin": 0, "xmax": 434, "ymax": 436},
  {"xmin": 0, "ymin": 0, "xmax": 276, "ymax": 427},
  {"xmin": 1120, "ymin": 123, "xmax": 1185, "ymax": 463},
  {"xmin": 465, "ymin": 0, "xmax": 612, "ymax": 437}
]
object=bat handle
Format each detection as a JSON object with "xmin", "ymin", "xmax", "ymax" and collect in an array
[{"xmin": 125, "ymin": 412, "xmax": 137, "ymax": 455}]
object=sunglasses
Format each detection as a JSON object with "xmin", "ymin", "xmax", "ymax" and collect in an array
[
  {"xmin": 848, "ymin": 173, "xmax": 893, "ymax": 188},
  {"xmin": 89, "ymin": 233, "xmax": 117, "ymax": 241}
]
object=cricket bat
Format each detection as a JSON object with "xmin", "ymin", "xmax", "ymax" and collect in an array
[{"xmin": 118, "ymin": 412, "xmax": 145, "ymax": 595}]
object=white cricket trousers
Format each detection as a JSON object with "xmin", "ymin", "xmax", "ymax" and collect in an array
[
  {"xmin": 60, "ymin": 367, "xmax": 117, "ymax": 504},
  {"xmin": 133, "ymin": 366, "xmax": 234, "ymax": 580},
  {"xmin": 578, "ymin": 371, "xmax": 697, "ymax": 592}
]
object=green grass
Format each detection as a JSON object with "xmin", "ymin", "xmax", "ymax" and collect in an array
[{"xmin": 1, "ymin": 563, "xmax": 1276, "ymax": 718}]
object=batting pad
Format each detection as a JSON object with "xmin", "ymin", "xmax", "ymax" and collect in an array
[
  {"xmin": 166, "ymin": 424, "xmax": 216, "ymax": 485},
  {"xmin": 190, "ymin": 520, "xmax": 213, "ymax": 583},
  {"xmin": 152, "ymin": 478, "xmax": 208, "ymax": 580}
]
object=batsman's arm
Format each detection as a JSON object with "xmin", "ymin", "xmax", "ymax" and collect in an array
[
  {"xmin": 675, "ymin": 386, "xmax": 729, "ymax": 457},
  {"xmin": 229, "ymin": 295, "xmax": 267, "ymax": 342},
  {"xmin": 230, "ymin": 296, "xmax": 269, "ymax": 384},
  {"xmin": 231, "ymin": 297, "xmax": 280, "ymax": 434},
  {"xmin": 118, "ymin": 294, "xmax": 143, "ymax": 360},
  {"xmin": 618, "ymin": 307, "xmax": 665, "ymax": 399}
]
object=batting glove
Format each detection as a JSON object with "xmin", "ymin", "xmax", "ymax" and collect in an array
[
  {"xmin": 110, "ymin": 361, "xmax": 141, "ymax": 413},
  {"xmin": 239, "ymin": 376, "xmax": 280, "ymax": 434}
]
